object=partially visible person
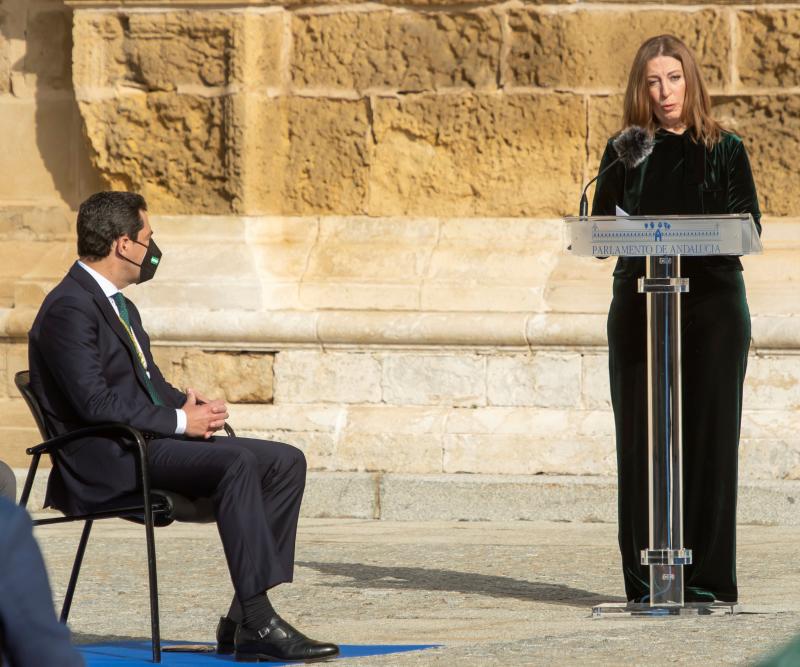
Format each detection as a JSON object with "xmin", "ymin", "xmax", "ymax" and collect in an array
[
  {"xmin": 0, "ymin": 497, "xmax": 84, "ymax": 666},
  {"xmin": 0, "ymin": 460, "xmax": 14, "ymax": 500}
]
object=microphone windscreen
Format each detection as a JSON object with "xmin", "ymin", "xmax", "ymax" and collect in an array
[{"xmin": 612, "ymin": 126, "xmax": 655, "ymax": 169}]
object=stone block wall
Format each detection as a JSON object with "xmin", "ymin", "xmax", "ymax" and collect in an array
[
  {"xmin": 2, "ymin": 212, "xmax": 798, "ymax": 479},
  {"xmin": 1, "ymin": 0, "xmax": 799, "ymax": 488},
  {"xmin": 0, "ymin": 0, "xmax": 101, "ymax": 210},
  {"xmin": 62, "ymin": 1, "xmax": 800, "ymax": 219}
]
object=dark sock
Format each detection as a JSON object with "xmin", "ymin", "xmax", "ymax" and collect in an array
[
  {"xmin": 227, "ymin": 596, "xmax": 244, "ymax": 625},
  {"xmin": 240, "ymin": 592, "xmax": 277, "ymax": 630}
]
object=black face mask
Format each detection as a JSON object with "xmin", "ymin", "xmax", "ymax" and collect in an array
[{"xmin": 121, "ymin": 238, "xmax": 162, "ymax": 284}]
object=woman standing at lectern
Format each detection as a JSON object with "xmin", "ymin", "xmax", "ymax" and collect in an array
[{"xmin": 591, "ymin": 34, "xmax": 761, "ymax": 603}]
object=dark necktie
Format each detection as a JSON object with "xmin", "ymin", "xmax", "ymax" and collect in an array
[{"xmin": 112, "ymin": 292, "xmax": 164, "ymax": 406}]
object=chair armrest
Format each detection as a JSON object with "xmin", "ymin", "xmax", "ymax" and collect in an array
[{"xmin": 26, "ymin": 423, "xmax": 147, "ymax": 457}]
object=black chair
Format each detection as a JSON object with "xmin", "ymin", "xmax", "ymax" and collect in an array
[{"xmin": 15, "ymin": 370, "xmax": 227, "ymax": 663}]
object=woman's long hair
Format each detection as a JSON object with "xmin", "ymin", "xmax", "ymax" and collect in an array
[{"xmin": 622, "ymin": 34, "xmax": 723, "ymax": 147}]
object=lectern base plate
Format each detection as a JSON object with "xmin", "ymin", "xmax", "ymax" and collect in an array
[{"xmin": 592, "ymin": 602, "xmax": 740, "ymax": 618}]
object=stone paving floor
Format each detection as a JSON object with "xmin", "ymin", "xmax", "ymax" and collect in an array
[{"xmin": 33, "ymin": 518, "xmax": 800, "ymax": 666}]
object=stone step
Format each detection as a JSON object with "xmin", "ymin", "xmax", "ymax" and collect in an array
[{"xmin": 13, "ymin": 470, "xmax": 800, "ymax": 527}]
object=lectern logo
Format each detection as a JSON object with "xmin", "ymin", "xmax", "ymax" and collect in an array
[{"xmin": 645, "ymin": 221, "xmax": 672, "ymax": 242}]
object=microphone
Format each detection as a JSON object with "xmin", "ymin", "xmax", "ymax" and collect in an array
[{"xmin": 579, "ymin": 126, "xmax": 655, "ymax": 216}]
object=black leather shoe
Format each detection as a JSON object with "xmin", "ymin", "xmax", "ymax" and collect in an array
[
  {"xmin": 216, "ymin": 616, "xmax": 238, "ymax": 655},
  {"xmin": 234, "ymin": 615, "xmax": 339, "ymax": 663}
]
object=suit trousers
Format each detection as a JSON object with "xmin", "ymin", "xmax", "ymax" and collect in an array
[{"xmin": 146, "ymin": 436, "xmax": 306, "ymax": 601}]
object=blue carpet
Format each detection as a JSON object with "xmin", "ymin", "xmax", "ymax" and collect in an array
[{"xmin": 79, "ymin": 641, "xmax": 438, "ymax": 665}]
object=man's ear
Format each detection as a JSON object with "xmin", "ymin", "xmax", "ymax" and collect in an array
[{"xmin": 115, "ymin": 235, "xmax": 131, "ymax": 255}]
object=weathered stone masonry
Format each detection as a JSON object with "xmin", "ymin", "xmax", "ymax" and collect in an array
[{"xmin": 0, "ymin": 1, "xmax": 799, "ymax": 498}]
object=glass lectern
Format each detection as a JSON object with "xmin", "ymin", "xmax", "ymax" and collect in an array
[{"xmin": 564, "ymin": 214, "xmax": 763, "ymax": 617}]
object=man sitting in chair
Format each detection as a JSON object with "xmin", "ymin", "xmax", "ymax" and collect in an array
[{"xmin": 27, "ymin": 191, "xmax": 338, "ymax": 663}]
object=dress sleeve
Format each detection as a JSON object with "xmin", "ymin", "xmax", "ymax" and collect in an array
[
  {"xmin": 591, "ymin": 140, "xmax": 625, "ymax": 216},
  {"xmin": 727, "ymin": 140, "xmax": 762, "ymax": 237}
]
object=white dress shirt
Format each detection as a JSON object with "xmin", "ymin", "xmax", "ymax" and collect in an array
[{"xmin": 77, "ymin": 261, "xmax": 186, "ymax": 435}]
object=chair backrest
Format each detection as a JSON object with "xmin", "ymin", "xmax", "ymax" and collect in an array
[
  {"xmin": 14, "ymin": 370, "xmax": 53, "ymax": 441},
  {"xmin": 15, "ymin": 369, "xmax": 217, "ymax": 524}
]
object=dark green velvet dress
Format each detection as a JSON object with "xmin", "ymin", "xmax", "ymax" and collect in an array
[{"xmin": 591, "ymin": 129, "xmax": 762, "ymax": 603}]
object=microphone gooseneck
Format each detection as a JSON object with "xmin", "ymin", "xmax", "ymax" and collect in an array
[{"xmin": 579, "ymin": 157, "xmax": 621, "ymax": 217}]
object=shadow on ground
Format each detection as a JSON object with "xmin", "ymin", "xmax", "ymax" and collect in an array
[{"xmin": 297, "ymin": 562, "xmax": 625, "ymax": 607}]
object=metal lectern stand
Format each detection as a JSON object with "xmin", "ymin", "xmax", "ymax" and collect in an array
[{"xmin": 564, "ymin": 215, "xmax": 762, "ymax": 617}]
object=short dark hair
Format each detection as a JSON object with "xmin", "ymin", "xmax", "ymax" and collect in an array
[{"xmin": 76, "ymin": 191, "xmax": 148, "ymax": 261}]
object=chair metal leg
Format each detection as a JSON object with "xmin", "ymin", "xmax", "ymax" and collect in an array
[
  {"xmin": 143, "ymin": 496, "xmax": 161, "ymax": 663},
  {"xmin": 131, "ymin": 431, "xmax": 161, "ymax": 663},
  {"xmin": 60, "ymin": 520, "xmax": 93, "ymax": 623},
  {"xmin": 18, "ymin": 454, "xmax": 40, "ymax": 508}
]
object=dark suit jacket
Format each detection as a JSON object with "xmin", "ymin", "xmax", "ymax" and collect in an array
[
  {"xmin": 0, "ymin": 498, "xmax": 84, "ymax": 666},
  {"xmin": 28, "ymin": 262, "xmax": 186, "ymax": 514}
]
